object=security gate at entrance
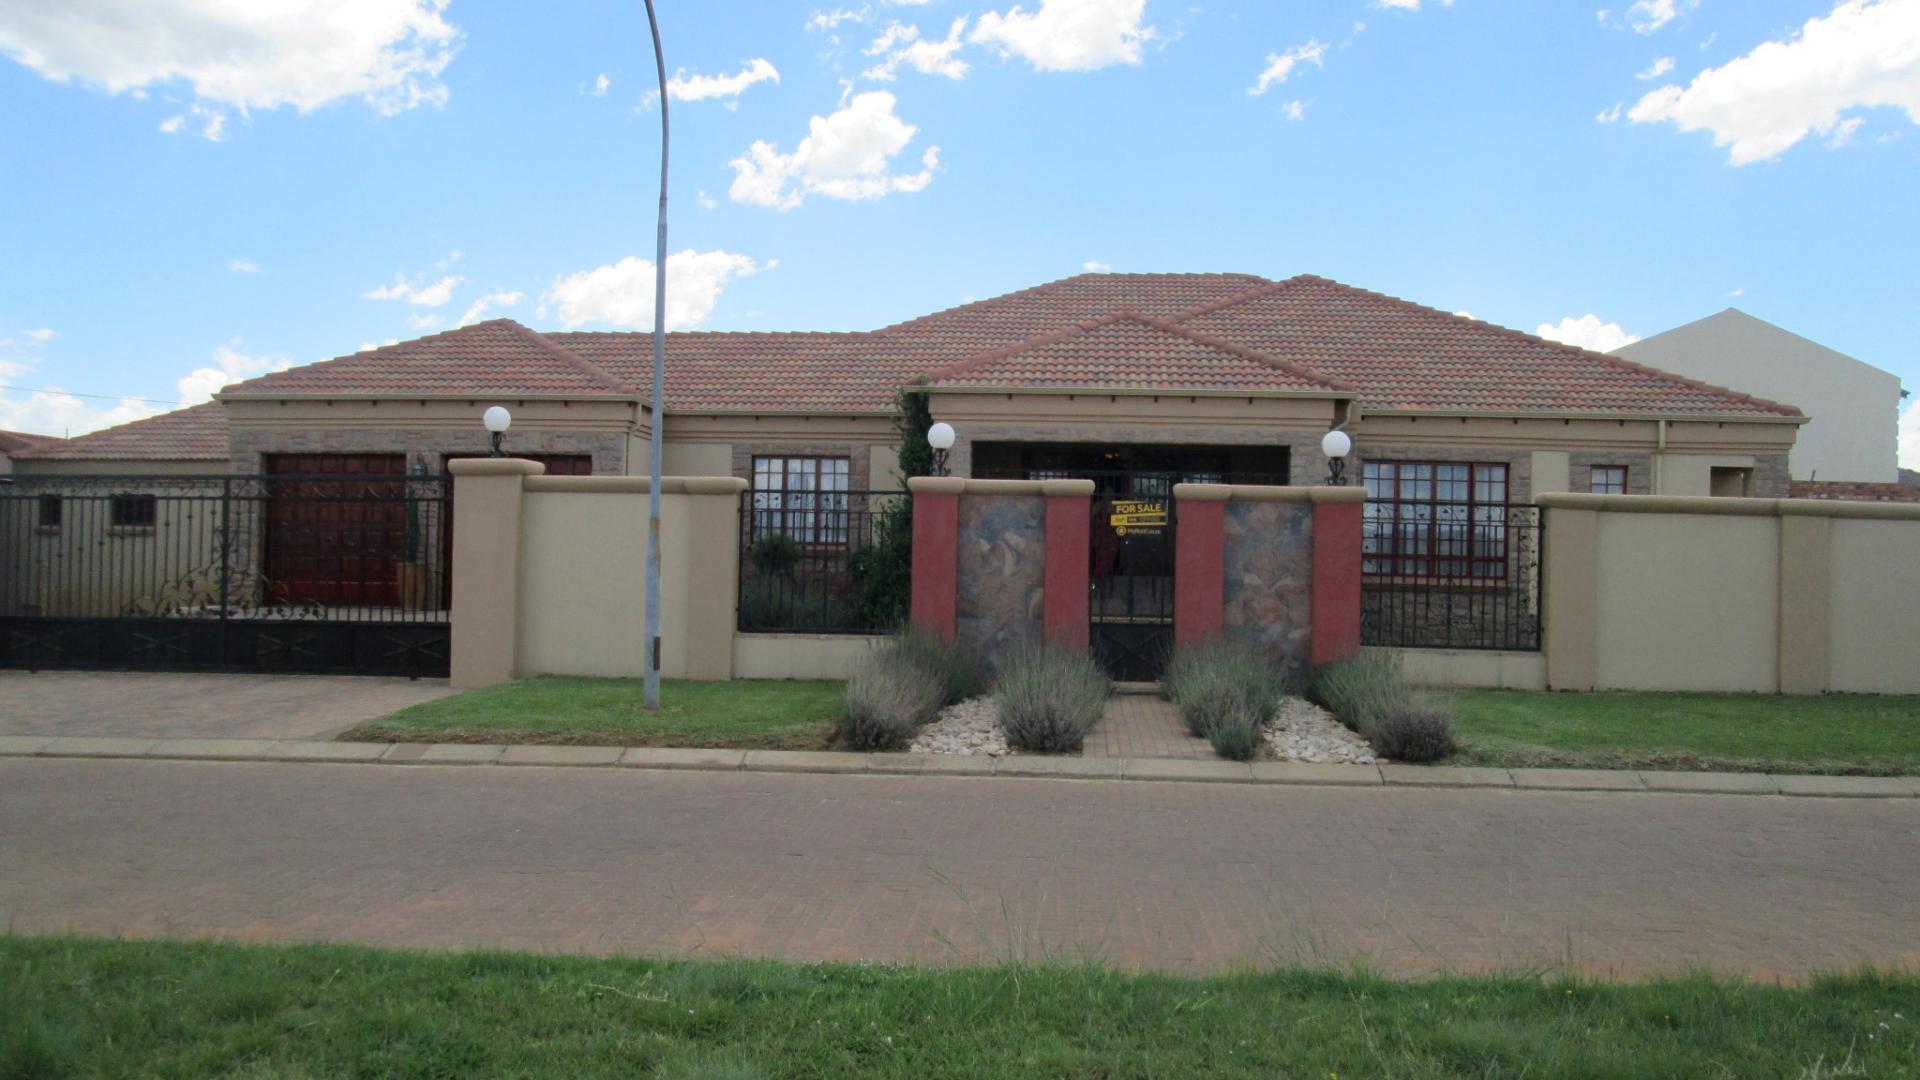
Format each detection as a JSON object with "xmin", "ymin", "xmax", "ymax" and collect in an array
[
  {"xmin": 1089, "ymin": 478, "xmax": 1175, "ymax": 681},
  {"xmin": 0, "ymin": 472, "xmax": 451, "ymax": 677}
]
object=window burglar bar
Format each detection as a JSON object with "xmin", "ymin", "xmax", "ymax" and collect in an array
[
  {"xmin": 738, "ymin": 489, "xmax": 908, "ymax": 635},
  {"xmin": 1360, "ymin": 483, "xmax": 1545, "ymax": 652}
]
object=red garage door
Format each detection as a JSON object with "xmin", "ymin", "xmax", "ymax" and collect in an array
[{"xmin": 263, "ymin": 454, "xmax": 410, "ymax": 608}]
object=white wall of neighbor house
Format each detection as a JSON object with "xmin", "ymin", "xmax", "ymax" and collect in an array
[{"xmin": 1614, "ymin": 310, "xmax": 1902, "ymax": 483}]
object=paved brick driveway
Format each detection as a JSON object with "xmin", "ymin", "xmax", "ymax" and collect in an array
[
  {"xmin": 3, "ymin": 757, "xmax": 1915, "ymax": 978},
  {"xmin": 0, "ymin": 671, "xmax": 456, "ymax": 739}
]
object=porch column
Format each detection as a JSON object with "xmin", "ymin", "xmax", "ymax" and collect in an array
[
  {"xmin": 1172, "ymin": 485, "xmax": 1227, "ymax": 644},
  {"xmin": 448, "ymin": 457, "xmax": 546, "ymax": 688},
  {"xmin": 907, "ymin": 476, "xmax": 962, "ymax": 642},
  {"xmin": 1041, "ymin": 479, "xmax": 1094, "ymax": 650},
  {"xmin": 1309, "ymin": 488, "xmax": 1365, "ymax": 665}
]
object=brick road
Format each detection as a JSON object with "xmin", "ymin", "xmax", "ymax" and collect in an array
[
  {"xmin": 0, "ymin": 671, "xmax": 455, "ymax": 739},
  {"xmin": 2, "ymin": 757, "xmax": 1915, "ymax": 978}
]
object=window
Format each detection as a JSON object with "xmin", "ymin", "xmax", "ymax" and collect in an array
[
  {"xmin": 110, "ymin": 494, "xmax": 157, "ymax": 529},
  {"xmin": 1590, "ymin": 465, "xmax": 1627, "ymax": 495},
  {"xmin": 36, "ymin": 495, "xmax": 61, "ymax": 529},
  {"xmin": 1710, "ymin": 467, "xmax": 1753, "ymax": 498},
  {"xmin": 1362, "ymin": 461, "xmax": 1510, "ymax": 578},
  {"xmin": 751, "ymin": 456, "xmax": 851, "ymax": 544}
]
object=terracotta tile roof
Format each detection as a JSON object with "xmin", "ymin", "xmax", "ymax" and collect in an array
[
  {"xmin": 208, "ymin": 271, "xmax": 1802, "ymax": 419},
  {"xmin": 1172, "ymin": 276, "xmax": 1802, "ymax": 417},
  {"xmin": 223, "ymin": 319, "xmax": 635, "ymax": 399},
  {"xmin": 0, "ymin": 429, "xmax": 60, "ymax": 455},
  {"xmin": 925, "ymin": 313, "xmax": 1350, "ymax": 393},
  {"xmin": 9, "ymin": 401, "xmax": 229, "ymax": 461}
]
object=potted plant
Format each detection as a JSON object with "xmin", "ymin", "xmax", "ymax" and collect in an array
[{"xmin": 396, "ymin": 467, "xmax": 428, "ymax": 610}]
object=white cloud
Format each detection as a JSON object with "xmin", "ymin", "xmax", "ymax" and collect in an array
[
  {"xmin": 808, "ymin": 7, "xmax": 870, "ymax": 32},
  {"xmin": 22, "ymin": 328, "xmax": 54, "ymax": 344},
  {"xmin": 1248, "ymin": 39, "xmax": 1327, "ymax": 96},
  {"xmin": 541, "ymin": 250, "xmax": 770, "ymax": 330},
  {"xmin": 1453, "ymin": 311, "xmax": 1478, "ymax": 320},
  {"xmin": 862, "ymin": 18, "xmax": 970, "ymax": 81},
  {"xmin": 1596, "ymin": 101, "xmax": 1624, "ymax": 123},
  {"xmin": 728, "ymin": 90, "xmax": 940, "ymax": 209},
  {"xmin": 455, "ymin": 290, "xmax": 524, "ymax": 326},
  {"xmin": 364, "ymin": 274, "xmax": 462, "ymax": 307},
  {"xmin": 1899, "ymin": 398, "xmax": 1920, "ymax": 469},
  {"xmin": 176, "ymin": 342, "xmax": 292, "ymax": 404},
  {"xmin": 1376, "ymin": 0, "xmax": 1454, "ymax": 9},
  {"xmin": 696, "ymin": 189, "xmax": 718, "ymax": 210},
  {"xmin": 227, "ymin": 257, "xmax": 261, "ymax": 273},
  {"xmin": 1536, "ymin": 314, "xmax": 1642, "ymax": 353},
  {"xmin": 666, "ymin": 58, "xmax": 780, "ymax": 102},
  {"xmin": 1729, "ymin": 287, "xmax": 1745, "ymax": 298},
  {"xmin": 1282, "ymin": 99, "xmax": 1307, "ymax": 121},
  {"xmin": 1827, "ymin": 114, "xmax": 1867, "ymax": 147},
  {"xmin": 1083, "ymin": 260, "xmax": 1112, "ymax": 272},
  {"xmin": 971, "ymin": 0, "xmax": 1154, "ymax": 72},
  {"xmin": 1625, "ymin": 0, "xmax": 1681, "ymax": 34},
  {"xmin": 593, "ymin": 73, "xmax": 610, "ymax": 96},
  {"xmin": 1628, "ymin": 0, "xmax": 1920, "ymax": 165},
  {"xmin": 1636, "ymin": 56, "xmax": 1675, "ymax": 79},
  {"xmin": 0, "ymin": 0, "xmax": 459, "ymax": 138}
]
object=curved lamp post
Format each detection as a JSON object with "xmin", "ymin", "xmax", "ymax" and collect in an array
[
  {"xmin": 1321, "ymin": 429, "xmax": 1352, "ymax": 486},
  {"xmin": 927, "ymin": 421, "xmax": 956, "ymax": 477},
  {"xmin": 641, "ymin": 0, "xmax": 670, "ymax": 710},
  {"xmin": 483, "ymin": 405, "xmax": 512, "ymax": 457}
]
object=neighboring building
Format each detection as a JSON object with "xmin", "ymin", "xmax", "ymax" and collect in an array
[
  {"xmin": 0, "ymin": 429, "xmax": 62, "ymax": 474},
  {"xmin": 6, "ymin": 272, "xmax": 1807, "ymax": 501},
  {"xmin": 1613, "ymin": 309, "xmax": 1903, "ymax": 484}
]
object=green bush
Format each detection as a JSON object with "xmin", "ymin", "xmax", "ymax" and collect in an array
[
  {"xmin": 995, "ymin": 641, "xmax": 1110, "ymax": 754},
  {"xmin": 1204, "ymin": 700, "xmax": 1268, "ymax": 761},
  {"xmin": 1162, "ymin": 638, "xmax": 1290, "ymax": 739},
  {"xmin": 1309, "ymin": 652, "xmax": 1410, "ymax": 736},
  {"xmin": 748, "ymin": 533, "xmax": 802, "ymax": 576},
  {"xmin": 1371, "ymin": 699, "xmax": 1456, "ymax": 762},
  {"xmin": 837, "ymin": 628, "xmax": 981, "ymax": 750}
]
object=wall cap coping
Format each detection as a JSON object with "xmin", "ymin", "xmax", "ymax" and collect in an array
[
  {"xmin": 448, "ymin": 458, "xmax": 547, "ymax": 477},
  {"xmin": 1040, "ymin": 478, "xmax": 1097, "ymax": 496},
  {"xmin": 1537, "ymin": 492, "xmax": 1920, "ymax": 520},
  {"xmin": 524, "ymin": 475, "xmax": 747, "ymax": 495},
  {"xmin": 1173, "ymin": 483, "xmax": 1367, "ymax": 504}
]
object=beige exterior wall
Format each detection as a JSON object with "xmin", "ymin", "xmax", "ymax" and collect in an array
[
  {"xmin": 1538, "ymin": 494, "xmax": 1920, "ymax": 695},
  {"xmin": 1827, "ymin": 517, "xmax": 1920, "ymax": 694},
  {"xmin": 732, "ymin": 633, "xmax": 879, "ymax": 680},
  {"xmin": 1379, "ymin": 647, "xmax": 1547, "ymax": 691},
  {"xmin": 8, "ymin": 459, "xmax": 227, "ymax": 477}
]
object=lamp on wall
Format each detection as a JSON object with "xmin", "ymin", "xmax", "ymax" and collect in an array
[
  {"xmin": 927, "ymin": 421, "xmax": 956, "ymax": 477},
  {"xmin": 1321, "ymin": 429, "xmax": 1352, "ymax": 486},
  {"xmin": 483, "ymin": 405, "xmax": 512, "ymax": 457}
]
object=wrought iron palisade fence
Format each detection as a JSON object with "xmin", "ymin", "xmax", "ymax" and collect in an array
[
  {"xmin": 1359, "ymin": 501, "xmax": 1545, "ymax": 651},
  {"xmin": 0, "ymin": 473, "xmax": 452, "ymax": 675},
  {"xmin": 737, "ymin": 489, "xmax": 910, "ymax": 634}
]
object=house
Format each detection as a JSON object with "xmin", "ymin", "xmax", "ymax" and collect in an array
[
  {"xmin": 1612, "ymin": 308, "xmax": 1903, "ymax": 484},
  {"xmin": 0, "ymin": 429, "xmax": 62, "ymax": 475},
  {"xmin": 7, "ymin": 272, "xmax": 1807, "ymax": 500}
]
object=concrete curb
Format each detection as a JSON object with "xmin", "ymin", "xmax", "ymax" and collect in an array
[{"xmin": 2, "ymin": 736, "xmax": 1917, "ymax": 798}]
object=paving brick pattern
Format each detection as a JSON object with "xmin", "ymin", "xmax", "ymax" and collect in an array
[
  {"xmin": 1083, "ymin": 695, "xmax": 1213, "ymax": 760},
  {"xmin": 3, "ymin": 758, "xmax": 1915, "ymax": 979},
  {"xmin": 0, "ymin": 671, "xmax": 455, "ymax": 740}
]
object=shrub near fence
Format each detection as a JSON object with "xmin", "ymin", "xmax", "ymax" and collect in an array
[{"xmin": 737, "ymin": 490, "xmax": 910, "ymax": 634}]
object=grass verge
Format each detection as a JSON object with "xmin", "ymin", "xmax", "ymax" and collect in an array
[
  {"xmin": 3, "ymin": 936, "xmax": 1915, "ymax": 1077},
  {"xmin": 340, "ymin": 677, "xmax": 842, "ymax": 750},
  {"xmin": 1446, "ymin": 690, "xmax": 1920, "ymax": 775}
]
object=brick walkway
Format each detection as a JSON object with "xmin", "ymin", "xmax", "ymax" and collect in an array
[
  {"xmin": 3, "ymin": 757, "xmax": 1915, "ymax": 979},
  {"xmin": 1083, "ymin": 694, "xmax": 1214, "ymax": 759},
  {"xmin": 0, "ymin": 671, "xmax": 456, "ymax": 740}
]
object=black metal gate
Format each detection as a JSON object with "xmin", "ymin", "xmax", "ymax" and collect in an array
[
  {"xmin": 0, "ymin": 473, "xmax": 451, "ymax": 677},
  {"xmin": 1089, "ymin": 479, "xmax": 1176, "ymax": 681}
]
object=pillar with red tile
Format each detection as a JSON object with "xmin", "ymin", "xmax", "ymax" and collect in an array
[
  {"xmin": 1172, "ymin": 485, "xmax": 1227, "ymax": 644},
  {"xmin": 908, "ymin": 477, "xmax": 962, "ymax": 642},
  {"xmin": 1040, "ymin": 479, "xmax": 1094, "ymax": 650},
  {"xmin": 1310, "ymin": 490, "xmax": 1365, "ymax": 665}
]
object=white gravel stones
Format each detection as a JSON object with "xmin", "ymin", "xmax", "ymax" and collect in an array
[
  {"xmin": 910, "ymin": 696, "xmax": 1010, "ymax": 756},
  {"xmin": 1265, "ymin": 696, "xmax": 1378, "ymax": 764}
]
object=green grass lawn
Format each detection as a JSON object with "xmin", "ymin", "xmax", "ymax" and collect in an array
[
  {"xmin": 341, "ymin": 677, "xmax": 842, "ymax": 749},
  {"xmin": 1444, "ymin": 690, "xmax": 1920, "ymax": 775},
  {"xmin": 3, "ymin": 937, "xmax": 1915, "ymax": 1078}
]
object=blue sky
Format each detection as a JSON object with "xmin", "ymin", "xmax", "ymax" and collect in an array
[{"xmin": 0, "ymin": 0, "xmax": 1915, "ymax": 460}]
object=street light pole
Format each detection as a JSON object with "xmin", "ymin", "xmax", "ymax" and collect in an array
[{"xmin": 642, "ymin": 0, "xmax": 669, "ymax": 710}]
